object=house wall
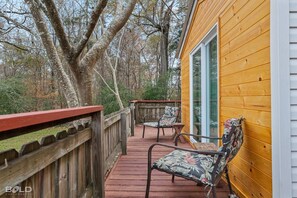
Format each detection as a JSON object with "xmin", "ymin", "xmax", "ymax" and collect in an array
[{"xmin": 180, "ymin": 0, "xmax": 272, "ymax": 197}]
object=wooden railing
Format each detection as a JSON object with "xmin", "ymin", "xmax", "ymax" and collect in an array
[
  {"xmin": 104, "ymin": 107, "xmax": 131, "ymax": 174},
  {"xmin": 130, "ymin": 100, "xmax": 181, "ymax": 124},
  {"xmin": 0, "ymin": 106, "xmax": 132, "ymax": 198}
]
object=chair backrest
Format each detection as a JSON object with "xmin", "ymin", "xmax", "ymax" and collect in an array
[
  {"xmin": 221, "ymin": 117, "xmax": 244, "ymax": 162},
  {"xmin": 164, "ymin": 106, "xmax": 179, "ymax": 117},
  {"xmin": 159, "ymin": 106, "xmax": 180, "ymax": 126},
  {"xmin": 214, "ymin": 117, "xmax": 244, "ymax": 180}
]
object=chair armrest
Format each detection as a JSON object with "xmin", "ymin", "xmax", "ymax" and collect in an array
[
  {"xmin": 175, "ymin": 133, "xmax": 222, "ymax": 146},
  {"xmin": 147, "ymin": 143, "xmax": 225, "ymax": 167}
]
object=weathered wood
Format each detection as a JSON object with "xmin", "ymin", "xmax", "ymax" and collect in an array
[
  {"xmin": 19, "ymin": 141, "xmax": 41, "ymax": 156},
  {"xmin": 0, "ymin": 128, "xmax": 91, "ymax": 195},
  {"xmin": 91, "ymin": 111, "xmax": 105, "ymax": 198},
  {"xmin": 68, "ymin": 127, "xmax": 77, "ymax": 135},
  {"xmin": 0, "ymin": 106, "xmax": 103, "ymax": 141},
  {"xmin": 77, "ymin": 124, "xmax": 85, "ymax": 131},
  {"xmin": 85, "ymin": 140, "xmax": 92, "ymax": 187},
  {"xmin": 58, "ymin": 155, "xmax": 68, "ymax": 198},
  {"xmin": 40, "ymin": 135, "xmax": 56, "ymax": 146},
  {"xmin": 121, "ymin": 113, "xmax": 127, "ymax": 155},
  {"xmin": 0, "ymin": 149, "xmax": 18, "ymax": 167},
  {"xmin": 84, "ymin": 122, "xmax": 90, "ymax": 128},
  {"xmin": 104, "ymin": 143, "xmax": 121, "ymax": 174},
  {"xmin": 56, "ymin": 130, "xmax": 68, "ymax": 140},
  {"xmin": 68, "ymin": 149, "xmax": 78, "ymax": 198},
  {"xmin": 135, "ymin": 102, "xmax": 139, "ymax": 124},
  {"xmin": 132, "ymin": 101, "xmax": 181, "ymax": 124},
  {"xmin": 78, "ymin": 143, "xmax": 86, "ymax": 196},
  {"xmin": 31, "ymin": 172, "xmax": 42, "ymax": 198},
  {"xmin": 80, "ymin": 186, "xmax": 93, "ymax": 198},
  {"xmin": 104, "ymin": 114, "xmax": 121, "ymax": 129},
  {"xmin": 42, "ymin": 163, "xmax": 56, "ymax": 198}
]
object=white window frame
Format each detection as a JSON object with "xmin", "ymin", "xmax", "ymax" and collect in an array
[
  {"xmin": 189, "ymin": 24, "xmax": 218, "ymax": 143},
  {"xmin": 271, "ymin": 0, "xmax": 291, "ymax": 197}
]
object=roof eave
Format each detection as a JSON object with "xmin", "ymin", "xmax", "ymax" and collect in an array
[{"xmin": 175, "ymin": 0, "xmax": 197, "ymax": 59}]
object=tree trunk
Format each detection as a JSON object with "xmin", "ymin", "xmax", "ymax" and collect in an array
[
  {"xmin": 159, "ymin": 27, "xmax": 169, "ymax": 76},
  {"xmin": 76, "ymin": 69, "xmax": 93, "ymax": 106}
]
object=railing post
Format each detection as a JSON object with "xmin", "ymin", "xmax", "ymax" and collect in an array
[
  {"xmin": 130, "ymin": 103, "xmax": 135, "ymax": 136},
  {"xmin": 121, "ymin": 113, "xmax": 127, "ymax": 155},
  {"xmin": 91, "ymin": 110, "xmax": 105, "ymax": 198},
  {"xmin": 135, "ymin": 102, "xmax": 139, "ymax": 124}
]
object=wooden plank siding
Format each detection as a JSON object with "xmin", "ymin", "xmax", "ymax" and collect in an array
[{"xmin": 180, "ymin": 0, "xmax": 271, "ymax": 197}]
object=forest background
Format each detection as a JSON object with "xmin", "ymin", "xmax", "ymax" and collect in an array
[{"xmin": 0, "ymin": 0, "xmax": 188, "ymax": 115}]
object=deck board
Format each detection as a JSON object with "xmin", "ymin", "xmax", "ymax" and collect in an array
[{"xmin": 105, "ymin": 125, "xmax": 230, "ymax": 197}]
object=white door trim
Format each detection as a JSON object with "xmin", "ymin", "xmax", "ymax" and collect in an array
[
  {"xmin": 270, "ymin": 0, "xmax": 292, "ymax": 197},
  {"xmin": 189, "ymin": 24, "xmax": 218, "ymax": 143}
]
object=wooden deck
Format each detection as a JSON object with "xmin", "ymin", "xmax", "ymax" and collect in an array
[{"xmin": 105, "ymin": 125, "xmax": 230, "ymax": 198}]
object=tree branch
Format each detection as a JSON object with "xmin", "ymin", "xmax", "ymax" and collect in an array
[
  {"xmin": 114, "ymin": 29, "xmax": 125, "ymax": 71},
  {"xmin": 73, "ymin": 0, "xmax": 108, "ymax": 58},
  {"xmin": 160, "ymin": 0, "xmax": 180, "ymax": 20},
  {"xmin": 25, "ymin": 0, "xmax": 79, "ymax": 107},
  {"xmin": 105, "ymin": 51, "xmax": 115, "ymax": 72},
  {"xmin": 0, "ymin": 40, "xmax": 29, "ymax": 51},
  {"xmin": 93, "ymin": 68, "xmax": 116, "ymax": 95},
  {"xmin": 41, "ymin": 0, "xmax": 73, "ymax": 60},
  {"xmin": 0, "ymin": 11, "xmax": 34, "ymax": 34},
  {"xmin": 80, "ymin": 0, "xmax": 137, "ymax": 69}
]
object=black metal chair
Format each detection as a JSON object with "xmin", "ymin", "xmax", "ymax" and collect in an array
[
  {"xmin": 145, "ymin": 118, "xmax": 244, "ymax": 198},
  {"xmin": 142, "ymin": 106, "xmax": 179, "ymax": 142}
]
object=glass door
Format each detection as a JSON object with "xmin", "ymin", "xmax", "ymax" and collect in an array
[
  {"xmin": 190, "ymin": 28, "xmax": 218, "ymax": 143},
  {"xmin": 206, "ymin": 36, "xmax": 218, "ymax": 139}
]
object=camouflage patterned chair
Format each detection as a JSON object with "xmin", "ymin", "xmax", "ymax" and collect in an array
[
  {"xmin": 142, "ymin": 106, "xmax": 179, "ymax": 142},
  {"xmin": 145, "ymin": 118, "xmax": 244, "ymax": 198}
]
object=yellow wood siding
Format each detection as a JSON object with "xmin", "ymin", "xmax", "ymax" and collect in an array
[{"xmin": 180, "ymin": 0, "xmax": 271, "ymax": 197}]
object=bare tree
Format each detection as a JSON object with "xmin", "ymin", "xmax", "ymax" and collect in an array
[
  {"xmin": 135, "ymin": 0, "xmax": 175, "ymax": 77},
  {"xmin": 94, "ymin": 28, "xmax": 126, "ymax": 109},
  {"xmin": 25, "ymin": 0, "xmax": 137, "ymax": 107}
]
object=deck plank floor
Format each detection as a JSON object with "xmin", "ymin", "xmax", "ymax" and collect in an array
[{"xmin": 105, "ymin": 125, "xmax": 229, "ymax": 198}]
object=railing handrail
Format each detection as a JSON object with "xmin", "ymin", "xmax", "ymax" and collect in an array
[
  {"xmin": 130, "ymin": 100, "xmax": 181, "ymax": 103},
  {"xmin": 0, "ymin": 106, "xmax": 103, "ymax": 140}
]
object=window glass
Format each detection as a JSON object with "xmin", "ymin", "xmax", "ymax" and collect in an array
[{"xmin": 192, "ymin": 49, "xmax": 202, "ymax": 138}]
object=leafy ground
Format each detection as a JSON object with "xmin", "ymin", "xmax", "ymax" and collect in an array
[{"xmin": 0, "ymin": 127, "xmax": 65, "ymax": 152}]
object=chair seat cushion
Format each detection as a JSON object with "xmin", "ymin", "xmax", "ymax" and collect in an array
[
  {"xmin": 143, "ymin": 122, "xmax": 159, "ymax": 127},
  {"xmin": 143, "ymin": 119, "xmax": 175, "ymax": 128},
  {"xmin": 152, "ymin": 150, "xmax": 214, "ymax": 185}
]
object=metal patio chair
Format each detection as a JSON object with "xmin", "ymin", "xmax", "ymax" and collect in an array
[
  {"xmin": 142, "ymin": 106, "xmax": 179, "ymax": 142},
  {"xmin": 145, "ymin": 118, "xmax": 244, "ymax": 198}
]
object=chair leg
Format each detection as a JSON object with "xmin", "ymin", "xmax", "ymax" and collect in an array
[
  {"xmin": 157, "ymin": 128, "xmax": 160, "ymax": 142},
  {"xmin": 171, "ymin": 175, "xmax": 175, "ymax": 183},
  {"xmin": 212, "ymin": 186, "xmax": 217, "ymax": 198},
  {"xmin": 142, "ymin": 125, "xmax": 146, "ymax": 138},
  {"xmin": 225, "ymin": 167, "xmax": 233, "ymax": 194},
  {"xmin": 145, "ymin": 167, "xmax": 152, "ymax": 198},
  {"xmin": 162, "ymin": 128, "xmax": 165, "ymax": 136}
]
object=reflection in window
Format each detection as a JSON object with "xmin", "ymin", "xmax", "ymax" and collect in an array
[{"xmin": 192, "ymin": 49, "xmax": 201, "ymax": 138}]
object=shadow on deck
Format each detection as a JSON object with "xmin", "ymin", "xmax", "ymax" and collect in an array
[{"xmin": 105, "ymin": 125, "xmax": 230, "ymax": 198}]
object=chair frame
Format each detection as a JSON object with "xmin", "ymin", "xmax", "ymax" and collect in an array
[
  {"xmin": 142, "ymin": 107, "xmax": 180, "ymax": 142},
  {"xmin": 175, "ymin": 133, "xmax": 233, "ymax": 195},
  {"xmin": 145, "ymin": 118, "xmax": 244, "ymax": 198},
  {"xmin": 145, "ymin": 142, "xmax": 225, "ymax": 198}
]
